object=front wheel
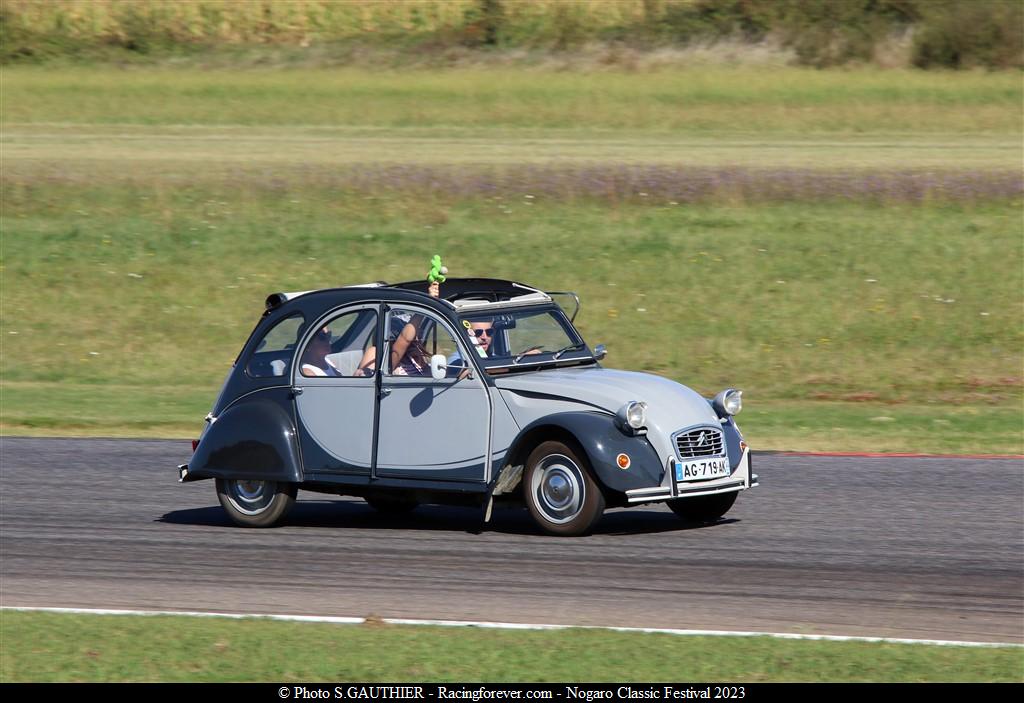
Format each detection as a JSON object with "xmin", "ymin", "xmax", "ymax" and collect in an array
[
  {"xmin": 667, "ymin": 491, "xmax": 737, "ymax": 524},
  {"xmin": 216, "ymin": 478, "xmax": 297, "ymax": 527},
  {"xmin": 524, "ymin": 441, "xmax": 605, "ymax": 536}
]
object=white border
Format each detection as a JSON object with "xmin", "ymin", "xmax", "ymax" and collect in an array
[{"xmin": 3, "ymin": 606, "xmax": 1019, "ymax": 648}]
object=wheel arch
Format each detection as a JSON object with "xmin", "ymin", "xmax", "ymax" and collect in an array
[
  {"xmin": 506, "ymin": 422, "xmax": 590, "ymax": 481},
  {"xmin": 189, "ymin": 391, "xmax": 303, "ymax": 484},
  {"xmin": 503, "ymin": 412, "xmax": 664, "ymax": 502}
]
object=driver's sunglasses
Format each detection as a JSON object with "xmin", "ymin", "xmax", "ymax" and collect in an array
[{"xmin": 472, "ymin": 328, "xmax": 494, "ymax": 338}]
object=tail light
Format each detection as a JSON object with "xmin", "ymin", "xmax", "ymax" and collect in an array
[{"xmin": 191, "ymin": 439, "xmax": 199, "ymax": 453}]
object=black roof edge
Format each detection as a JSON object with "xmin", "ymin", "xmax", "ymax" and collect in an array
[
  {"xmin": 390, "ymin": 278, "xmax": 544, "ymax": 303},
  {"xmin": 263, "ymin": 278, "xmax": 543, "ymax": 314}
]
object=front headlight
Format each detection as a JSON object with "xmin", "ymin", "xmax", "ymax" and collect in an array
[
  {"xmin": 713, "ymin": 389, "xmax": 743, "ymax": 417},
  {"xmin": 617, "ymin": 400, "xmax": 648, "ymax": 431}
]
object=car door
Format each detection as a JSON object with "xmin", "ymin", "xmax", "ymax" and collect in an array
[
  {"xmin": 292, "ymin": 305, "xmax": 380, "ymax": 475},
  {"xmin": 375, "ymin": 306, "xmax": 491, "ymax": 482}
]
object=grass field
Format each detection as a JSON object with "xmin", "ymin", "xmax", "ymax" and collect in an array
[
  {"xmin": 1, "ymin": 65, "xmax": 1022, "ymax": 452},
  {"xmin": 2, "ymin": 611, "xmax": 1020, "ymax": 683},
  {"xmin": 4, "ymin": 66, "xmax": 1021, "ymax": 133},
  {"xmin": 2, "ymin": 195, "xmax": 1021, "ymax": 452}
]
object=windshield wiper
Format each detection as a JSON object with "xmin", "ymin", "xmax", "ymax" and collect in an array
[
  {"xmin": 512, "ymin": 345, "xmax": 545, "ymax": 363},
  {"xmin": 552, "ymin": 343, "xmax": 586, "ymax": 360}
]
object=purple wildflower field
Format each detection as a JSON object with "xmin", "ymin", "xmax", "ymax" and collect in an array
[
  {"xmin": 7, "ymin": 163, "xmax": 1021, "ymax": 205},
  {"xmin": 329, "ymin": 164, "xmax": 1024, "ymax": 204}
]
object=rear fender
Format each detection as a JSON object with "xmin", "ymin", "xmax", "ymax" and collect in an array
[{"xmin": 188, "ymin": 389, "xmax": 302, "ymax": 484}]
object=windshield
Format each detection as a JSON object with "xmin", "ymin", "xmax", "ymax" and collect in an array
[{"xmin": 457, "ymin": 306, "xmax": 591, "ymax": 370}]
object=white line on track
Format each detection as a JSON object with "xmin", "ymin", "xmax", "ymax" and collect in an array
[{"xmin": 4, "ymin": 606, "xmax": 1020, "ymax": 648}]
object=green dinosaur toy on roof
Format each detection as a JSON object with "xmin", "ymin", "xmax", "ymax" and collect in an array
[{"xmin": 427, "ymin": 254, "xmax": 447, "ymax": 284}]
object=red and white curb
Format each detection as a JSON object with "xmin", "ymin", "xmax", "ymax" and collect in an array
[{"xmin": 3, "ymin": 606, "xmax": 1020, "ymax": 649}]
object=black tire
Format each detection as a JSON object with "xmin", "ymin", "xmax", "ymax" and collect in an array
[
  {"xmin": 523, "ymin": 440, "xmax": 605, "ymax": 536},
  {"xmin": 667, "ymin": 491, "xmax": 737, "ymax": 524},
  {"xmin": 365, "ymin": 495, "xmax": 418, "ymax": 515},
  {"xmin": 215, "ymin": 478, "xmax": 297, "ymax": 528}
]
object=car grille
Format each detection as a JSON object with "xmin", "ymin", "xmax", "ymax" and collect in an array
[{"xmin": 676, "ymin": 427, "xmax": 725, "ymax": 459}]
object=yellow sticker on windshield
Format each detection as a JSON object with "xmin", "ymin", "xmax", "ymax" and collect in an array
[{"xmin": 462, "ymin": 320, "xmax": 472, "ymax": 330}]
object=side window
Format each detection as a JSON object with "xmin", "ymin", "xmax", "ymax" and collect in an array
[
  {"xmin": 299, "ymin": 308, "xmax": 378, "ymax": 378},
  {"xmin": 246, "ymin": 314, "xmax": 304, "ymax": 379},
  {"xmin": 386, "ymin": 309, "xmax": 460, "ymax": 377}
]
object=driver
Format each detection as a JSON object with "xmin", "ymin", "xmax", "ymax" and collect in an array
[
  {"xmin": 469, "ymin": 320, "xmax": 494, "ymax": 356},
  {"xmin": 449, "ymin": 319, "xmax": 493, "ymax": 366}
]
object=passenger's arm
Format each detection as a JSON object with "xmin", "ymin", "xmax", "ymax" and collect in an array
[{"xmin": 388, "ymin": 323, "xmax": 417, "ymax": 371}]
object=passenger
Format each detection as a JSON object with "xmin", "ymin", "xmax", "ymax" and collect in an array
[
  {"xmin": 354, "ymin": 272, "xmax": 442, "ymax": 377},
  {"xmin": 388, "ymin": 317, "xmax": 431, "ymax": 376}
]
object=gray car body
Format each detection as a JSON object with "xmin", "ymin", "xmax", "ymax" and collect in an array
[{"xmin": 182, "ymin": 279, "xmax": 754, "ymax": 508}]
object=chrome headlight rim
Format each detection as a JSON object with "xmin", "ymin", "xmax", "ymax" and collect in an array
[
  {"xmin": 616, "ymin": 400, "xmax": 648, "ymax": 432},
  {"xmin": 713, "ymin": 388, "xmax": 743, "ymax": 417}
]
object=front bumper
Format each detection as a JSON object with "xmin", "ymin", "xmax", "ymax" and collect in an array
[{"xmin": 624, "ymin": 448, "xmax": 757, "ymax": 503}]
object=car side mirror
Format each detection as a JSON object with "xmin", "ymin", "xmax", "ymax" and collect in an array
[
  {"xmin": 593, "ymin": 344, "xmax": 607, "ymax": 361},
  {"xmin": 429, "ymin": 354, "xmax": 469, "ymax": 380}
]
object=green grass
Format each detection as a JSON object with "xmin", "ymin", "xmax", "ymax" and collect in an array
[
  {"xmin": 3, "ymin": 66, "xmax": 1021, "ymax": 134},
  {"xmin": 3, "ymin": 196, "xmax": 1020, "ymax": 398},
  {"xmin": 2, "ymin": 192, "xmax": 1021, "ymax": 452},
  {"xmin": 4, "ymin": 124, "xmax": 1020, "ymax": 172},
  {"xmin": 0, "ymin": 382, "xmax": 210, "ymax": 437},
  {"xmin": 1, "ymin": 611, "xmax": 1020, "ymax": 682}
]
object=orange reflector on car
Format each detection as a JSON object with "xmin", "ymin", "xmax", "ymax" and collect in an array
[{"xmin": 616, "ymin": 453, "xmax": 631, "ymax": 470}]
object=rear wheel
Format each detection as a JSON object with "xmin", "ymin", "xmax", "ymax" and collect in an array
[
  {"xmin": 667, "ymin": 491, "xmax": 737, "ymax": 524},
  {"xmin": 216, "ymin": 478, "xmax": 296, "ymax": 527},
  {"xmin": 524, "ymin": 441, "xmax": 605, "ymax": 536}
]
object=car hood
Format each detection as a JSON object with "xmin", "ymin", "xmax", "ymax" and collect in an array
[{"xmin": 494, "ymin": 366, "xmax": 720, "ymax": 462}]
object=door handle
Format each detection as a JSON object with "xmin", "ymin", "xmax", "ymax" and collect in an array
[
  {"xmin": 291, "ymin": 386, "xmax": 303, "ymax": 396},
  {"xmin": 380, "ymin": 387, "xmax": 391, "ymax": 398}
]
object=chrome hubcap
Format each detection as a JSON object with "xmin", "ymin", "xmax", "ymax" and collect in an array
[
  {"xmin": 227, "ymin": 479, "xmax": 275, "ymax": 515},
  {"xmin": 544, "ymin": 473, "xmax": 572, "ymax": 509},
  {"xmin": 531, "ymin": 454, "xmax": 584, "ymax": 524}
]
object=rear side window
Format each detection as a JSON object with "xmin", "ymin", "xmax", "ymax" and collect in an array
[{"xmin": 246, "ymin": 314, "xmax": 304, "ymax": 378}]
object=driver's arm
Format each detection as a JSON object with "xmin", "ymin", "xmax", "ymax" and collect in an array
[{"xmin": 354, "ymin": 345, "xmax": 376, "ymax": 376}]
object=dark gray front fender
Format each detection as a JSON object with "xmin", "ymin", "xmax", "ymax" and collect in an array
[
  {"xmin": 505, "ymin": 412, "xmax": 664, "ymax": 498},
  {"xmin": 721, "ymin": 416, "xmax": 745, "ymax": 470},
  {"xmin": 187, "ymin": 388, "xmax": 302, "ymax": 484}
]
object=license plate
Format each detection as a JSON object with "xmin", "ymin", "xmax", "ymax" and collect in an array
[{"xmin": 675, "ymin": 457, "xmax": 730, "ymax": 482}]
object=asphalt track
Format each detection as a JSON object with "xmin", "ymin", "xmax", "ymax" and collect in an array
[{"xmin": 1, "ymin": 437, "xmax": 1021, "ymax": 644}]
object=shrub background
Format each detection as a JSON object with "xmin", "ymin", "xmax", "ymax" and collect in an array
[{"xmin": 2, "ymin": 0, "xmax": 1021, "ymax": 69}]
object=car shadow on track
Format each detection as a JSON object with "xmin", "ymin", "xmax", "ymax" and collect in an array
[{"xmin": 158, "ymin": 499, "xmax": 739, "ymax": 537}]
